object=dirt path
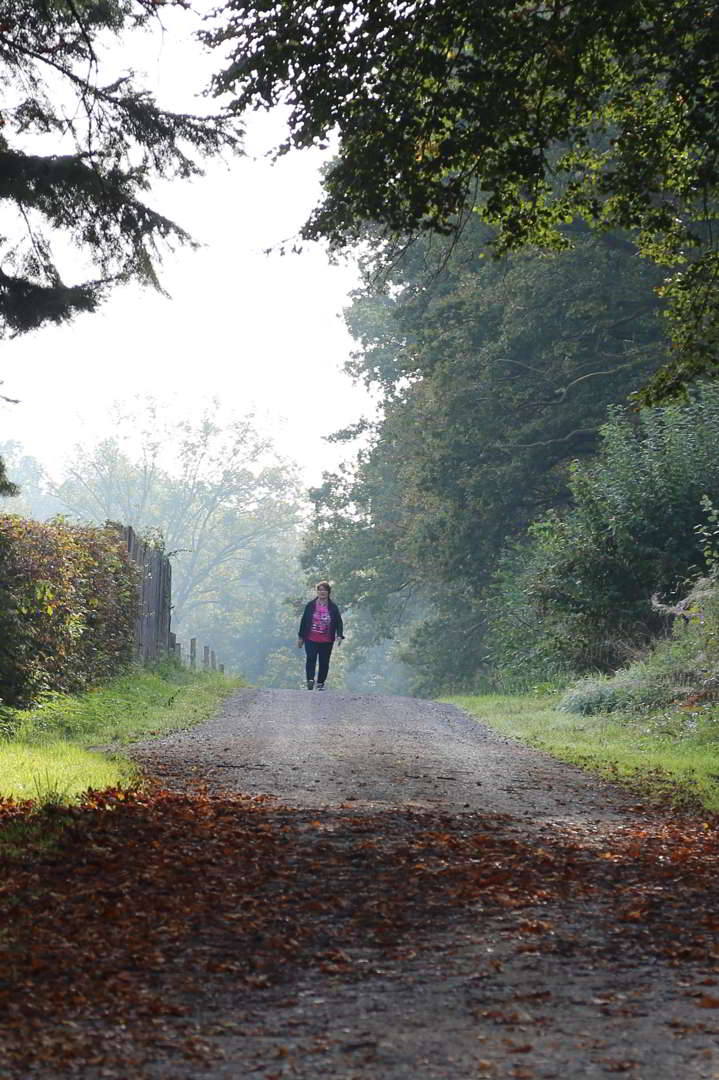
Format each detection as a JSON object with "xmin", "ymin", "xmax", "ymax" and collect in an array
[
  {"xmin": 115, "ymin": 689, "xmax": 719, "ymax": 1080},
  {"xmin": 129, "ymin": 688, "xmax": 635, "ymax": 821}
]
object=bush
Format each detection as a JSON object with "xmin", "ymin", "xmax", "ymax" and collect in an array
[
  {"xmin": 559, "ymin": 574, "xmax": 719, "ymax": 715},
  {"xmin": 483, "ymin": 540, "xmax": 582, "ymax": 687},
  {"xmin": 0, "ymin": 516, "xmax": 139, "ymax": 707},
  {"xmin": 488, "ymin": 384, "xmax": 719, "ymax": 676}
]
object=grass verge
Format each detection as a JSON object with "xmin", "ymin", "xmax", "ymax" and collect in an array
[
  {"xmin": 445, "ymin": 692, "xmax": 719, "ymax": 812},
  {"xmin": 0, "ymin": 663, "xmax": 244, "ymax": 804}
]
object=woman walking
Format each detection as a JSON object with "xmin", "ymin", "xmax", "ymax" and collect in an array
[{"xmin": 297, "ymin": 581, "xmax": 344, "ymax": 690}]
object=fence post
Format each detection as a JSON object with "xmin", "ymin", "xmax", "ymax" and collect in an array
[
  {"xmin": 210, "ymin": 650, "xmax": 216, "ymax": 671},
  {"xmin": 219, "ymin": 664, "xmax": 225, "ymax": 674},
  {"xmin": 190, "ymin": 638, "xmax": 197, "ymax": 670},
  {"xmin": 203, "ymin": 646, "xmax": 210, "ymax": 670}
]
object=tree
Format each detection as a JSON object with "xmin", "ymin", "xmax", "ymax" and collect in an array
[
  {"xmin": 0, "ymin": 441, "xmax": 55, "ymax": 515},
  {"xmin": 0, "ymin": 1, "xmax": 241, "ymax": 338},
  {"xmin": 348, "ymin": 219, "xmax": 668, "ymax": 578},
  {"xmin": 302, "ymin": 215, "xmax": 669, "ymax": 691},
  {"xmin": 205, "ymin": 0, "xmax": 719, "ymax": 398},
  {"xmin": 47, "ymin": 401, "xmax": 306, "ymax": 683},
  {"xmin": 181, "ymin": 521, "xmax": 307, "ymax": 687},
  {"xmin": 0, "ymin": 2, "xmax": 242, "ymax": 498},
  {"xmin": 0, "ymin": 458, "xmax": 18, "ymax": 498}
]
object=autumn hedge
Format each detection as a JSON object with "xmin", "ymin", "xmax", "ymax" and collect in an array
[{"xmin": 0, "ymin": 516, "xmax": 139, "ymax": 708}]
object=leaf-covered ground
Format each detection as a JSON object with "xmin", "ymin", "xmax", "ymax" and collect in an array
[{"xmin": 1, "ymin": 785, "xmax": 718, "ymax": 1078}]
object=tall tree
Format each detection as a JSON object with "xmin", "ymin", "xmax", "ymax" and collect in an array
[
  {"xmin": 303, "ymin": 217, "xmax": 670, "ymax": 691},
  {"xmin": 0, "ymin": 2, "xmax": 242, "ymax": 493},
  {"xmin": 205, "ymin": 0, "xmax": 719, "ymax": 399}
]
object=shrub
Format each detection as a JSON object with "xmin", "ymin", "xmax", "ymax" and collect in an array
[
  {"xmin": 559, "ymin": 574, "xmax": 719, "ymax": 715},
  {"xmin": 483, "ymin": 540, "xmax": 582, "ymax": 687},
  {"xmin": 0, "ymin": 516, "xmax": 139, "ymax": 707},
  {"xmin": 488, "ymin": 383, "xmax": 719, "ymax": 676}
]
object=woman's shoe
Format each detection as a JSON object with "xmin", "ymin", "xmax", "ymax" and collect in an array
[
  {"xmin": 306, "ymin": 679, "xmax": 314, "ymax": 690},
  {"xmin": 317, "ymin": 682, "xmax": 325, "ymax": 691}
]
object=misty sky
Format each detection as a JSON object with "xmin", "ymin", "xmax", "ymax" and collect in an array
[{"xmin": 0, "ymin": 15, "xmax": 374, "ymax": 487}]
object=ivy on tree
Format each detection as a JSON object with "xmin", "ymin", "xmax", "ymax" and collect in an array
[{"xmin": 205, "ymin": 0, "xmax": 719, "ymax": 400}]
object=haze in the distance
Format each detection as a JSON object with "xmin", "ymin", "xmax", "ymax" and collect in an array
[{"xmin": 1, "ymin": 18, "xmax": 372, "ymax": 485}]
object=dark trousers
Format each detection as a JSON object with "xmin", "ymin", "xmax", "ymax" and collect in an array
[{"xmin": 304, "ymin": 640, "xmax": 333, "ymax": 683}]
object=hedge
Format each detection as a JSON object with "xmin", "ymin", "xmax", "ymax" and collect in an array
[{"xmin": 0, "ymin": 516, "xmax": 139, "ymax": 707}]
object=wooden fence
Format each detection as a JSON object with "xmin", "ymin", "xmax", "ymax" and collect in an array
[{"xmin": 119, "ymin": 525, "xmax": 225, "ymax": 672}]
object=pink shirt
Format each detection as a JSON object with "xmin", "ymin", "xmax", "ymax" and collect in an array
[{"xmin": 306, "ymin": 601, "xmax": 333, "ymax": 643}]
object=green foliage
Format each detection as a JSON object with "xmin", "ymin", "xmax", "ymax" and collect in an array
[
  {"xmin": 559, "ymin": 574, "xmax": 719, "ymax": 716},
  {"xmin": 0, "ymin": 516, "xmax": 138, "ymax": 707},
  {"xmin": 480, "ymin": 540, "xmax": 574, "ymax": 689},
  {"xmin": 488, "ymin": 384, "xmax": 719, "ymax": 675},
  {"xmin": 695, "ymin": 496, "xmax": 719, "ymax": 575},
  {"xmin": 205, "ymin": 0, "xmax": 719, "ymax": 396},
  {"xmin": 559, "ymin": 673, "xmax": 670, "ymax": 717},
  {"xmin": 303, "ymin": 216, "xmax": 668, "ymax": 692},
  {"xmin": 379, "ymin": 231, "xmax": 664, "ymax": 588}
]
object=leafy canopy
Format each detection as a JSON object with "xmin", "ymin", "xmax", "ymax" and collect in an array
[
  {"xmin": 205, "ymin": 0, "xmax": 719, "ymax": 398},
  {"xmin": 303, "ymin": 216, "xmax": 669, "ymax": 692}
]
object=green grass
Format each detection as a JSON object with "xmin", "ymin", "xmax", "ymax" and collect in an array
[
  {"xmin": 0, "ymin": 742, "xmax": 138, "ymax": 804},
  {"xmin": 445, "ymin": 692, "xmax": 719, "ymax": 811},
  {"xmin": 0, "ymin": 664, "xmax": 244, "ymax": 804}
]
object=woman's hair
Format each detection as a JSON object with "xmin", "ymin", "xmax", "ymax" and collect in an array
[{"xmin": 316, "ymin": 580, "xmax": 332, "ymax": 595}]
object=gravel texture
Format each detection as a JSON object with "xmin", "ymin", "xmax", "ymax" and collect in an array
[
  {"xmin": 121, "ymin": 688, "xmax": 719, "ymax": 1080},
  {"xmin": 129, "ymin": 688, "xmax": 634, "ymax": 821}
]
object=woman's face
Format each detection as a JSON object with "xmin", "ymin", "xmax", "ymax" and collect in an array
[{"xmin": 316, "ymin": 585, "xmax": 330, "ymax": 603}]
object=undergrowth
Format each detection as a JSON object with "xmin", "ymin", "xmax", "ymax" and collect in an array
[{"xmin": 559, "ymin": 574, "xmax": 719, "ymax": 716}]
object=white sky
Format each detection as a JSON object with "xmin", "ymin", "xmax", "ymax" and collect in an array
[{"xmin": 0, "ymin": 16, "xmax": 374, "ymax": 487}]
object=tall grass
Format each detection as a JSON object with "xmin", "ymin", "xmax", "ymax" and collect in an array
[{"xmin": 0, "ymin": 663, "xmax": 244, "ymax": 803}]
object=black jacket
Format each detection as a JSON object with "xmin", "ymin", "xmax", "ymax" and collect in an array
[{"xmin": 298, "ymin": 599, "xmax": 344, "ymax": 642}]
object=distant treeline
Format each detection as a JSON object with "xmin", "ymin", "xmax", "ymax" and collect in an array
[{"xmin": 0, "ymin": 406, "xmax": 309, "ymax": 692}]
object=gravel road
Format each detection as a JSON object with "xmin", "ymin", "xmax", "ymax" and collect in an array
[
  {"xmin": 122, "ymin": 689, "xmax": 718, "ymax": 1080},
  {"xmin": 128, "ymin": 688, "xmax": 636, "ymax": 823}
]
